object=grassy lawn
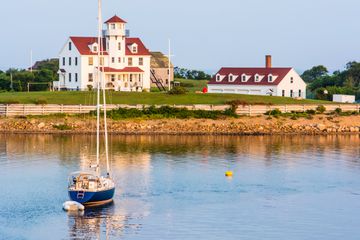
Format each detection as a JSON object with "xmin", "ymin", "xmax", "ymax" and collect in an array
[
  {"xmin": 0, "ymin": 91, "xmax": 330, "ymax": 105},
  {"xmin": 176, "ymin": 78, "xmax": 208, "ymax": 92}
]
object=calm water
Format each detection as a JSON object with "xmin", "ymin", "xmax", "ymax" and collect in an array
[{"xmin": 0, "ymin": 134, "xmax": 360, "ymax": 240}]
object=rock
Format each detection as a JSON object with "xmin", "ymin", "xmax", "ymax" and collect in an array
[
  {"xmin": 316, "ymin": 124, "xmax": 326, "ymax": 131},
  {"xmin": 38, "ymin": 122, "xmax": 45, "ymax": 129}
]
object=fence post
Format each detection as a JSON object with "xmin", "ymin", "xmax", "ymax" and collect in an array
[
  {"xmin": 42, "ymin": 105, "xmax": 45, "ymax": 115},
  {"xmin": 79, "ymin": 104, "xmax": 82, "ymax": 114},
  {"xmin": 23, "ymin": 105, "xmax": 26, "ymax": 115},
  {"xmin": 249, "ymin": 105, "xmax": 252, "ymax": 116},
  {"xmin": 60, "ymin": 104, "xmax": 63, "ymax": 113},
  {"xmin": 285, "ymin": 104, "xmax": 288, "ymax": 113},
  {"xmin": 303, "ymin": 104, "xmax": 305, "ymax": 112},
  {"xmin": 5, "ymin": 104, "xmax": 8, "ymax": 117}
]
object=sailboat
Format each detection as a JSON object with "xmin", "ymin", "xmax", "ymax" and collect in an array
[{"xmin": 67, "ymin": 0, "xmax": 115, "ymax": 207}]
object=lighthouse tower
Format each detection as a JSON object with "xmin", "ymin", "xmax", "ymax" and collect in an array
[{"xmin": 104, "ymin": 15, "xmax": 127, "ymax": 69}]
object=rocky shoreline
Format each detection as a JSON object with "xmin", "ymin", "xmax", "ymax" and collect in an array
[{"xmin": 1, "ymin": 115, "xmax": 360, "ymax": 135}]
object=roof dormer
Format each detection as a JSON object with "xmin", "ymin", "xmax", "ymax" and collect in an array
[
  {"xmin": 268, "ymin": 74, "xmax": 278, "ymax": 83},
  {"xmin": 228, "ymin": 73, "xmax": 238, "ymax": 82},
  {"xmin": 241, "ymin": 74, "xmax": 250, "ymax": 82},
  {"xmin": 89, "ymin": 43, "xmax": 99, "ymax": 53},
  {"xmin": 130, "ymin": 43, "xmax": 138, "ymax": 54},
  {"xmin": 254, "ymin": 74, "xmax": 265, "ymax": 82},
  {"xmin": 216, "ymin": 74, "xmax": 225, "ymax": 82}
]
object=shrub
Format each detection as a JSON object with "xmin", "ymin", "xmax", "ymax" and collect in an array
[
  {"xmin": 180, "ymin": 82, "xmax": 195, "ymax": 88},
  {"xmin": 87, "ymin": 85, "xmax": 93, "ymax": 91},
  {"xmin": 334, "ymin": 108, "xmax": 342, "ymax": 114},
  {"xmin": 265, "ymin": 108, "xmax": 282, "ymax": 116},
  {"xmin": 168, "ymin": 86, "xmax": 188, "ymax": 95},
  {"xmin": 306, "ymin": 109, "xmax": 316, "ymax": 115},
  {"xmin": 316, "ymin": 105, "xmax": 326, "ymax": 114}
]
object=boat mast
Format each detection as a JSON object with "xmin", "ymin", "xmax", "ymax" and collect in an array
[{"xmin": 96, "ymin": 0, "xmax": 102, "ymax": 176}]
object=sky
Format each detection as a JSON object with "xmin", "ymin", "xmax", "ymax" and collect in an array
[{"xmin": 1, "ymin": 0, "xmax": 360, "ymax": 73}]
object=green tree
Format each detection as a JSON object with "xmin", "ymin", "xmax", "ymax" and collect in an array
[{"xmin": 301, "ymin": 65, "xmax": 328, "ymax": 83}]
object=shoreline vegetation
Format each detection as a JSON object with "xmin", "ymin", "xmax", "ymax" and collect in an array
[{"xmin": 1, "ymin": 104, "xmax": 360, "ymax": 135}]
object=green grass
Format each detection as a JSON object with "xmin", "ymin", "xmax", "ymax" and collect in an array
[
  {"xmin": 0, "ymin": 91, "xmax": 330, "ymax": 105},
  {"xmin": 176, "ymin": 78, "xmax": 209, "ymax": 92}
]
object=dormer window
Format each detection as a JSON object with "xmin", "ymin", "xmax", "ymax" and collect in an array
[
  {"xmin": 93, "ymin": 46, "xmax": 98, "ymax": 52},
  {"xmin": 241, "ymin": 74, "xmax": 249, "ymax": 82},
  {"xmin": 132, "ymin": 44, "xmax": 138, "ymax": 53},
  {"xmin": 216, "ymin": 74, "xmax": 224, "ymax": 82},
  {"xmin": 255, "ymin": 74, "xmax": 260, "ymax": 82},
  {"xmin": 268, "ymin": 74, "xmax": 277, "ymax": 82},
  {"xmin": 229, "ymin": 75, "xmax": 233, "ymax": 82}
]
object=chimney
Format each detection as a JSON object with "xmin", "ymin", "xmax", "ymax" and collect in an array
[{"xmin": 265, "ymin": 55, "xmax": 272, "ymax": 68}]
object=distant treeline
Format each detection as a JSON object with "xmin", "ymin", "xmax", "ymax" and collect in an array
[
  {"xmin": 302, "ymin": 62, "xmax": 360, "ymax": 100},
  {"xmin": 0, "ymin": 59, "xmax": 59, "ymax": 91},
  {"xmin": 174, "ymin": 67, "xmax": 212, "ymax": 80}
]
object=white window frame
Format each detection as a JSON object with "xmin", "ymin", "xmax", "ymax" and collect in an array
[{"xmin": 241, "ymin": 74, "xmax": 249, "ymax": 82}]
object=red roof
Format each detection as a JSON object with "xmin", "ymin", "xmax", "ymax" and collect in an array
[
  {"xmin": 70, "ymin": 37, "xmax": 108, "ymax": 55},
  {"xmin": 70, "ymin": 37, "xmax": 150, "ymax": 56},
  {"xmin": 105, "ymin": 15, "xmax": 127, "ymax": 24},
  {"xmin": 100, "ymin": 67, "xmax": 144, "ymax": 73},
  {"xmin": 208, "ymin": 67, "xmax": 293, "ymax": 86},
  {"xmin": 125, "ymin": 38, "xmax": 151, "ymax": 56}
]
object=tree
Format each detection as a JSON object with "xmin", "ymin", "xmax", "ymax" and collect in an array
[{"xmin": 301, "ymin": 65, "xmax": 328, "ymax": 83}]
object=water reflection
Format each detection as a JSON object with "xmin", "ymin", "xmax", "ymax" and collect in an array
[{"xmin": 0, "ymin": 134, "xmax": 360, "ymax": 239}]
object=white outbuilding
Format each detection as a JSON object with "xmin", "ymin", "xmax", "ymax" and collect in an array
[
  {"xmin": 207, "ymin": 56, "xmax": 307, "ymax": 98},
  {"xmin": 333, "ymin": 94, "xmax": 356, "ymax": 103}
]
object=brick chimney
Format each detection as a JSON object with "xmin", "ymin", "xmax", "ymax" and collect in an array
[{"xmin": 265, "ymin": 55, "xmax": 272, "ymax": 68}]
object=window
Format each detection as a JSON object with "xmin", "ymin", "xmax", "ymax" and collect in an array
[
  {"xmin": 118, "ymin": 75, "xmax": 121, "ymax": 81},
  {"xmin": 229, "ymin": 75, "xmax": 233, "ymax": 82},
  {"xmin": 242, "ymin": 76, "xmax": 246, "ymax": 82},
  {"xmin": 112, "ymin": 57, "xmax": 115, "ymax": 63},
  {"xmin": 111, "ymin": 24, "xmax": 116, "ymax": 29},
  {"xmin": 75, "ymin": 73, "xmax": 78, "ymax": 82},
  {"xmin": 69, "ymin": 57, "xmax": 72, "ymax": 66},
  {"xmin": 69, "ymin": 73, "xmax": 72, "ymax": 82},
  {"xmin": 132, "ymin": 45, "xmax": 137, "ymax": 53},
  {"xmin": 268, "ymin": 75, "xmax": 273, "ymax": 82},
  {"xmin": 69, "ymin": 42, "xmax": 72, "ymax": 51},
  {"xmin": 111, "ymin": 75, "xmax": 115, "ymax": 82},
  {"xmin": 118, "ymin": 42, "xmax": 121, "ymax": 51},
  {"xmin": 62, "ymin": 57, "xmax": 65, "ymax": 66},
  {"xmin": 282, "ymin": 90, "xmax": 285, "ymax": 97},
  {"xmin": 93, "ymin": 46, "xmax": 98, "ymax": 52},
  {"xmin": 216, "ymin": 75, "xmax": 221, "ymax": 82},
  {"xmin": 128, "ymin": 57, "xmax": 133, "ymax": 66},
  {"xmin": 139, "ymin": 58, "xmax": 143, "ymax": 66},
  {"xmin": 290, "ymin": 90, "xmax": 294, "ymax": 97},
  {"xmin": 88, "ymin": 73, "xmax": 93, "ymax": 82},
  {"xmin": 118, "ymin": 57, "xmax": 121, "ymax": 63},
  {"xmin": 75, "ymin": 57, "xmax": 78, "ymax": 66},
  {"xmin": 299, "ymin": 89, "xmax": 302, "ymax": 97},
  {"xmin": 130, "ymin": 74, "xmax": 133, "ymax": 82},
  {"xmin": 290, "ymin": 77, "xmax": 294, "ymax": 84},
  {"xmin": 88, "ymin": 57, "xmax": 93, "ymax": 66}
]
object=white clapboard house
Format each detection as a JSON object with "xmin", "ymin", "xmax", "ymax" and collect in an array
[
  {"xmin": 208, "ymin": 56, "xmax": 307, "ymax": 98},
  {"xmin": 54, "ymin": 15, "xmax": 151, "ymax": 92}
]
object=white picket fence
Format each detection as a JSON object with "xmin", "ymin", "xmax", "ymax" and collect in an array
[{"xmin": 0, "ymin": 104, "xmax": 359, "ymax": 116}]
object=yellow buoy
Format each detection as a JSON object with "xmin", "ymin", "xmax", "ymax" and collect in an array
[{"xmin": 225, "ymin": 171, "xmax": 233, "ymax": 177}]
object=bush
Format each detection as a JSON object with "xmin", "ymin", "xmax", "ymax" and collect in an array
[
  {"xmin": 265, "ymin": 108, "xmax": 282, "ymax": 116},
  {"xmin": 334, "ymin": 108, "xmax": 342, "ymax": 114},
  {"xmin": 168, "ymin": 86, "xmax": 188, "ymax": 95},
  {"xmin": 306, "ymin": 109, "xmax": 316, "ymax": 115},
  {"xmin": 316, "ymin": 105, "xmax": 326, "ymax": 114},
  {"xmin": 106, "ymin": 105, "xmax": 238, "ymax": 120}
]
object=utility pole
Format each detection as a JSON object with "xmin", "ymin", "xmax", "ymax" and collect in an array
[
  {"xmin": 168, "ymin": 39, "xmax": 174, "ymax": 91},
  {"xmin": 10, "ymin": 73, "xmax": 13, "ymax": 91}
]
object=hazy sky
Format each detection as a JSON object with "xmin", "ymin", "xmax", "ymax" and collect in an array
[{"xmin": 1, "ymin": 0, "xmax": 360, "ymax": 73}]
